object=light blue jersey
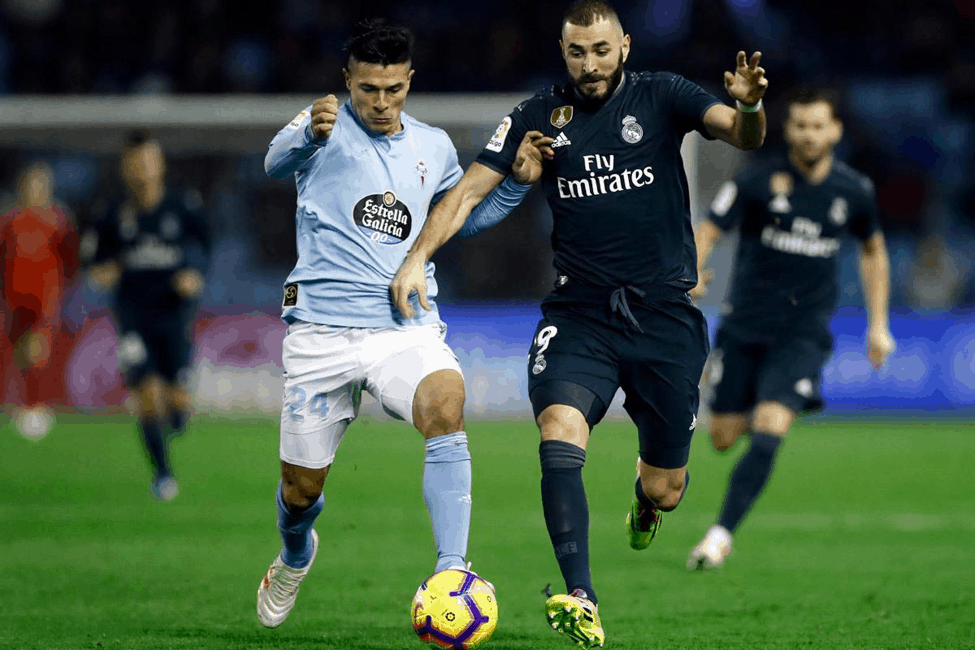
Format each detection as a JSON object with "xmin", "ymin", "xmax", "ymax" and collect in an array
[{"xmin": 266, "ymin": 101, "xmax": 468, "ymax": 328}]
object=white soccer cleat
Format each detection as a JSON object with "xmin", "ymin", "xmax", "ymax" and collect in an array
[
  {"xmin": 14, "ymin": 406, "xmax": 55, "ymax": 440},
  {"xmin": 687, "ymin": 524, "xmax": 733, "ymax": 570},
  {"xmin": 257, "ymin": 529, "xmax": 319, "ymax": 627},
  {"xmin": 151, "ymin": 476, "xmax": 179, "ymax": 502}
]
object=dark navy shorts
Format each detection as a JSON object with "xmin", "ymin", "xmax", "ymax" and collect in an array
[
  {"xmin": 527, "ymin": 285, "xmax": 709, "ymax": 470},
  {"xmin": 115, "ymin": 307, "xmax": 195, "ymax": 388},
  {"xmin": 707, "ymin": 325, "xmax": 833, "ymax": 415}
]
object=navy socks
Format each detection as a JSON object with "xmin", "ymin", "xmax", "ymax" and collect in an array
[
  {"xmin": 139, "ymin": 417, "xmax": 170, "ymax": 478},
  {"xmin": 718, "ymin": 432, "xmax": 782, "ymax": 532},
  {"xmin": 540, "ymin": 440, "xmax": 596, "ymax": 604}
]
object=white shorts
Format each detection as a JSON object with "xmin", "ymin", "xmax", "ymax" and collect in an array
[{"xmin": 279, "ymin": 320, "xmax": 463, "ymax": 469}]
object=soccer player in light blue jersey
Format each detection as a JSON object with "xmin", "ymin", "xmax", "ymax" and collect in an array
[{"xmin": 256, "ymin": 19, "xmax": 543, "ymax": 629}]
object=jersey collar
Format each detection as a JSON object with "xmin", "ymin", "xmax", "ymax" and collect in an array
[{"xmin": 346, "ymin": 100, "xmax": 408, "ymax": 141}]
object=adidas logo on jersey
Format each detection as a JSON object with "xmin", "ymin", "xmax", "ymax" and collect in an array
[{"xmin": 551, "ymin": 131, "xmax": 572, "ymax": 148}]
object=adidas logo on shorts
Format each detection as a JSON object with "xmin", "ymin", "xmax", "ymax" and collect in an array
[{"xmin": 551, "ymin": 131, "xmax": 572, "ymax": 148}]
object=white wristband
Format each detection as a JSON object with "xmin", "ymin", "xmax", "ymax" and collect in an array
[{"xmin": 736, "ymin": 98, "xmax": 763, "ymax": 113}]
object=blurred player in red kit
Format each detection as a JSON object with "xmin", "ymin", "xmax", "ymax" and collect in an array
[{"xmin": 1, "ymin": 161, "xmax": 79, "ymax": 438}]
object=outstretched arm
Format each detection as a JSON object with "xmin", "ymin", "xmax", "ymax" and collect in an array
[
  {"xmin": 390, "ymin": 131, "xmax": 552, "ymax": 318},
  {"xmin": 703, "ymin": 51, "xmax": 768, "ymax": 150},
  {"xmin": 857, "ymin": 231, "xmax": 895, "ymax": 369},
  {"xmin": 390, "ymin": 163, "xmax": 505, "ymax": 318}
]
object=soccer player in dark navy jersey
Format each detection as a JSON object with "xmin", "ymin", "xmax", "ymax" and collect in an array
[
  {"xmin": 392, "ymin": 1, "xmax": 768, "ymax": 645},
  {"xmin": 85, "ymin": 130, "xmax": 211, "ymax": 501},
  {"xmin": 686, "ymin": 88, "xmax": 894, "ymax": 570}
]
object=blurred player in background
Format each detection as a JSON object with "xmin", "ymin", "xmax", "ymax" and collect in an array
[
  {"xmin": 687, "ymin": 87, "xmax": 894, "ymax": 569},
  {"xmin": 257, "ymin": 18, "xmax": 539, "ymax": 629},
  {"xmin": 85, "ymin": 130, "xmax": 210, "ymax": 501},
  {"xmin": 1, "ymin": 161, "xmax": 79, "ymax": 439},
  {"xmin": 391, "ymin": 0, "xmax": 768, "ymax": 645}
]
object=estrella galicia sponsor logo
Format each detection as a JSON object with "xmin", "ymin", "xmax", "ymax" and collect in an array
[{"xmin": 353, "ymin": 191, "xmax": 412, "ymax": 244}]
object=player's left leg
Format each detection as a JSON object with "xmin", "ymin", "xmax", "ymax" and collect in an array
[
  {"xmin": 621, "ymin": 297, "xmax": 709, "ymax": 552},
  {"xmin": 364, "ymin": 323, "xmax": 473, "ymax": 574},
  {"xmin": 133, "ymin": 373, "xmax": 179, "ymax": 500}
]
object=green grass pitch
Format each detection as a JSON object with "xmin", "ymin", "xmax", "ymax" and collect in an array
[{"xmin": 2, "ymin": 413, "xmax": 973, "ymax": 649}]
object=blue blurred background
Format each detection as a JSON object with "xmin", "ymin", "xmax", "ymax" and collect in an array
[{"xmin": 1, "ymin": 0, "xmax": 973, "ymax": 416}]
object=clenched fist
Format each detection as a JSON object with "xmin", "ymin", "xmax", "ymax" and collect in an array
[{"xmin": 311, "ymin": 95, "xmax": 339, "ymax": 140}]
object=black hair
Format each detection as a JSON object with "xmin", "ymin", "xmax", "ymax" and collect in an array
[
  {"xmin": 123, "ymin": 129, "xmax": 153, "ymax": 149},
  {"xmin": 563, "ymin": 0, "xmax": 621, "ymax": 29},
  {"xmin": 344, "ymin": 18, "xmax": 414, "ymax": 67},
  {"xmin": 786, "ymin": 86, "xmax": 842, "ymax": 120}
]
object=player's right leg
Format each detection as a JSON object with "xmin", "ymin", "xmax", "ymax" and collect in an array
[
  {"xmin": 257, "ymin": 461, "xmax": 328, "ymax": 628},
  {"xmin": 258, "ymin": 320, "xmax": 359, "ymax": 628},
  {"xmin": 526, "ymin": 312, "xmax": 616, "ymax": 648}
]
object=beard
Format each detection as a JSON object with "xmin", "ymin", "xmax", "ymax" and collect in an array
[{"xmin": 572, "ymin": 52, "xmax": 625, "ymax": 106}]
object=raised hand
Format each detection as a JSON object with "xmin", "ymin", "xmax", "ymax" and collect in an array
[
  {"xmin": 867, "ymin": 325, "xmax": 896, "ymax": 370},
  {"xmin": 723, "ymin": 51, "xmax": 768, "ymax": 105},
  {"xmin": 311, "ymin": 95, "xmax": 339, "ymax": 140},
  {"xmin": 511, "ymin": 131, "xmax": 555, "ymax": 185}
]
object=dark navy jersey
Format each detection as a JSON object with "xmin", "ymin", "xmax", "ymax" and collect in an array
[
  {"xmin": 708, "ymin": 156, "xmax": 879, "ymax": 339},
  {"xmin": 477, "ymin": 71, "xmax": 721, "ymax": 291},
  {"xmin": 86, "ymin": 188, "xmax": 211, "ymax": 316}
]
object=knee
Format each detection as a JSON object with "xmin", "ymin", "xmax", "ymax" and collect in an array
[
  {"xmin": 136, "ymin": 377, "xmax": 166, "ymax": 419},
  {"xmin": 709, "ymin": 414, "xmax": 749, "ymax": 451},
  {"xmin": 640, "ymin": 471, "xmax": 686, "ymax": 511},
  {"xmin": 413, "ymin": 372, "xmax": 465, "ymax": 437},
  {"xmin": 281, "ymin": 463, "xmax": 328, "ymax": 510},
  {"xmin": 710, "ymin": 425, "xmax": 737, "ymax": 451}
]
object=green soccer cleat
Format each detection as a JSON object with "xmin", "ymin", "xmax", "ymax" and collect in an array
[
  {"xmin": 545, "ymin": 589, "xmax": 605, "ymax": 648},
  {"xmin": 625, "ymin": 497, "xmax": 661, "ymax": 550}
]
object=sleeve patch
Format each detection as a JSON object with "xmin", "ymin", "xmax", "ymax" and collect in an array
[
  {"xmin": 287, "ymin": 110, "xmax": 309, "ymax": 130},
  {"xmin": 710, "ymin": 181, "xmax": 738, "ymax": 216},
  {"xmin": 485, "ymin": 117, "xmax": 512, "ymax": 153}
]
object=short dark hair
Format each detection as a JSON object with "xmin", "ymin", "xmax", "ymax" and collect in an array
[
  {"xmin": 123, "ymin": 129, "xmax": 153, "ymax": 149},
  {"xmin": 786, "ymin": 86, "xmax": 842, "ymax": 120},
  {"xmin": 563, "ymin": 0, "xmax": 621, "ymax": 29},
  {"xmin": 344, "ymin": 19, "xmax": 414, "ymax": 67}
]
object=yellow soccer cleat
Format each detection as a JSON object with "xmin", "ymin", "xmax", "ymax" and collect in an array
[{"xmin": 545, "ymin": 589, "xmax": 605, "ymax": 648}]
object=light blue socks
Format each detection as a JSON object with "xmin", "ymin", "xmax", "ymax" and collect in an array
[
  {"xmin": 276, "ymin": 481, "xmax": 324, "ymax": 569},
  {"xmin": 423, "ymin": 431, "xmax": 472, "ymax": 572}
]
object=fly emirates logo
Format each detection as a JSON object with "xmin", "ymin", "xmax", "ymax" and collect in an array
[
  {"xmin": 761, "ymin": 216, "xmax": 840, "ymax": 258},
  {"xmin": 556, "ymin": 154, "xmax": 655, "ymax": 199}
]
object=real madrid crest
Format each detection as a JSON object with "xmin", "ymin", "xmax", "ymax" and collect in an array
[
  {"xmin": 828, "ymin": 197, "xmax": 848, "ymax": 225},
  {"xmin": 621, "ymin": 115, "xmax": 643, "ymax": 144},
  {"xmin": 532, "ymin": 355, "xmax": 547, "ymax": 375},
  {"xmin": 768, "ymin": 171, "xmax": 793, "ymax": 214},
  {"xmin": 551, "ymin": 105, "xmax": 574, "ymax": 128}
]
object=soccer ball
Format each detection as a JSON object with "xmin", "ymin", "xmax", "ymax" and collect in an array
[{"xmin": 411, "ymin": 568, "xmax": 498, "ymax": 649}]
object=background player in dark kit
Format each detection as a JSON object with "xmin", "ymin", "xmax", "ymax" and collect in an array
[
  {"xmin": 391, "ymin": 0, "xmax": 768, "ymax": 645},
  {"xmin": 85, "ymin": 130, "xmax": 211, "ymax": 502},
  {"xmin": 687, "ymin": 87, "xmax": 894, "ymax": 570}
]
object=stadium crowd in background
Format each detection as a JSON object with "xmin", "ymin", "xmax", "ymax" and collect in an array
[{"xmin": 0, "ymin": 0, "xmax": 971, "ymax": 308}]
